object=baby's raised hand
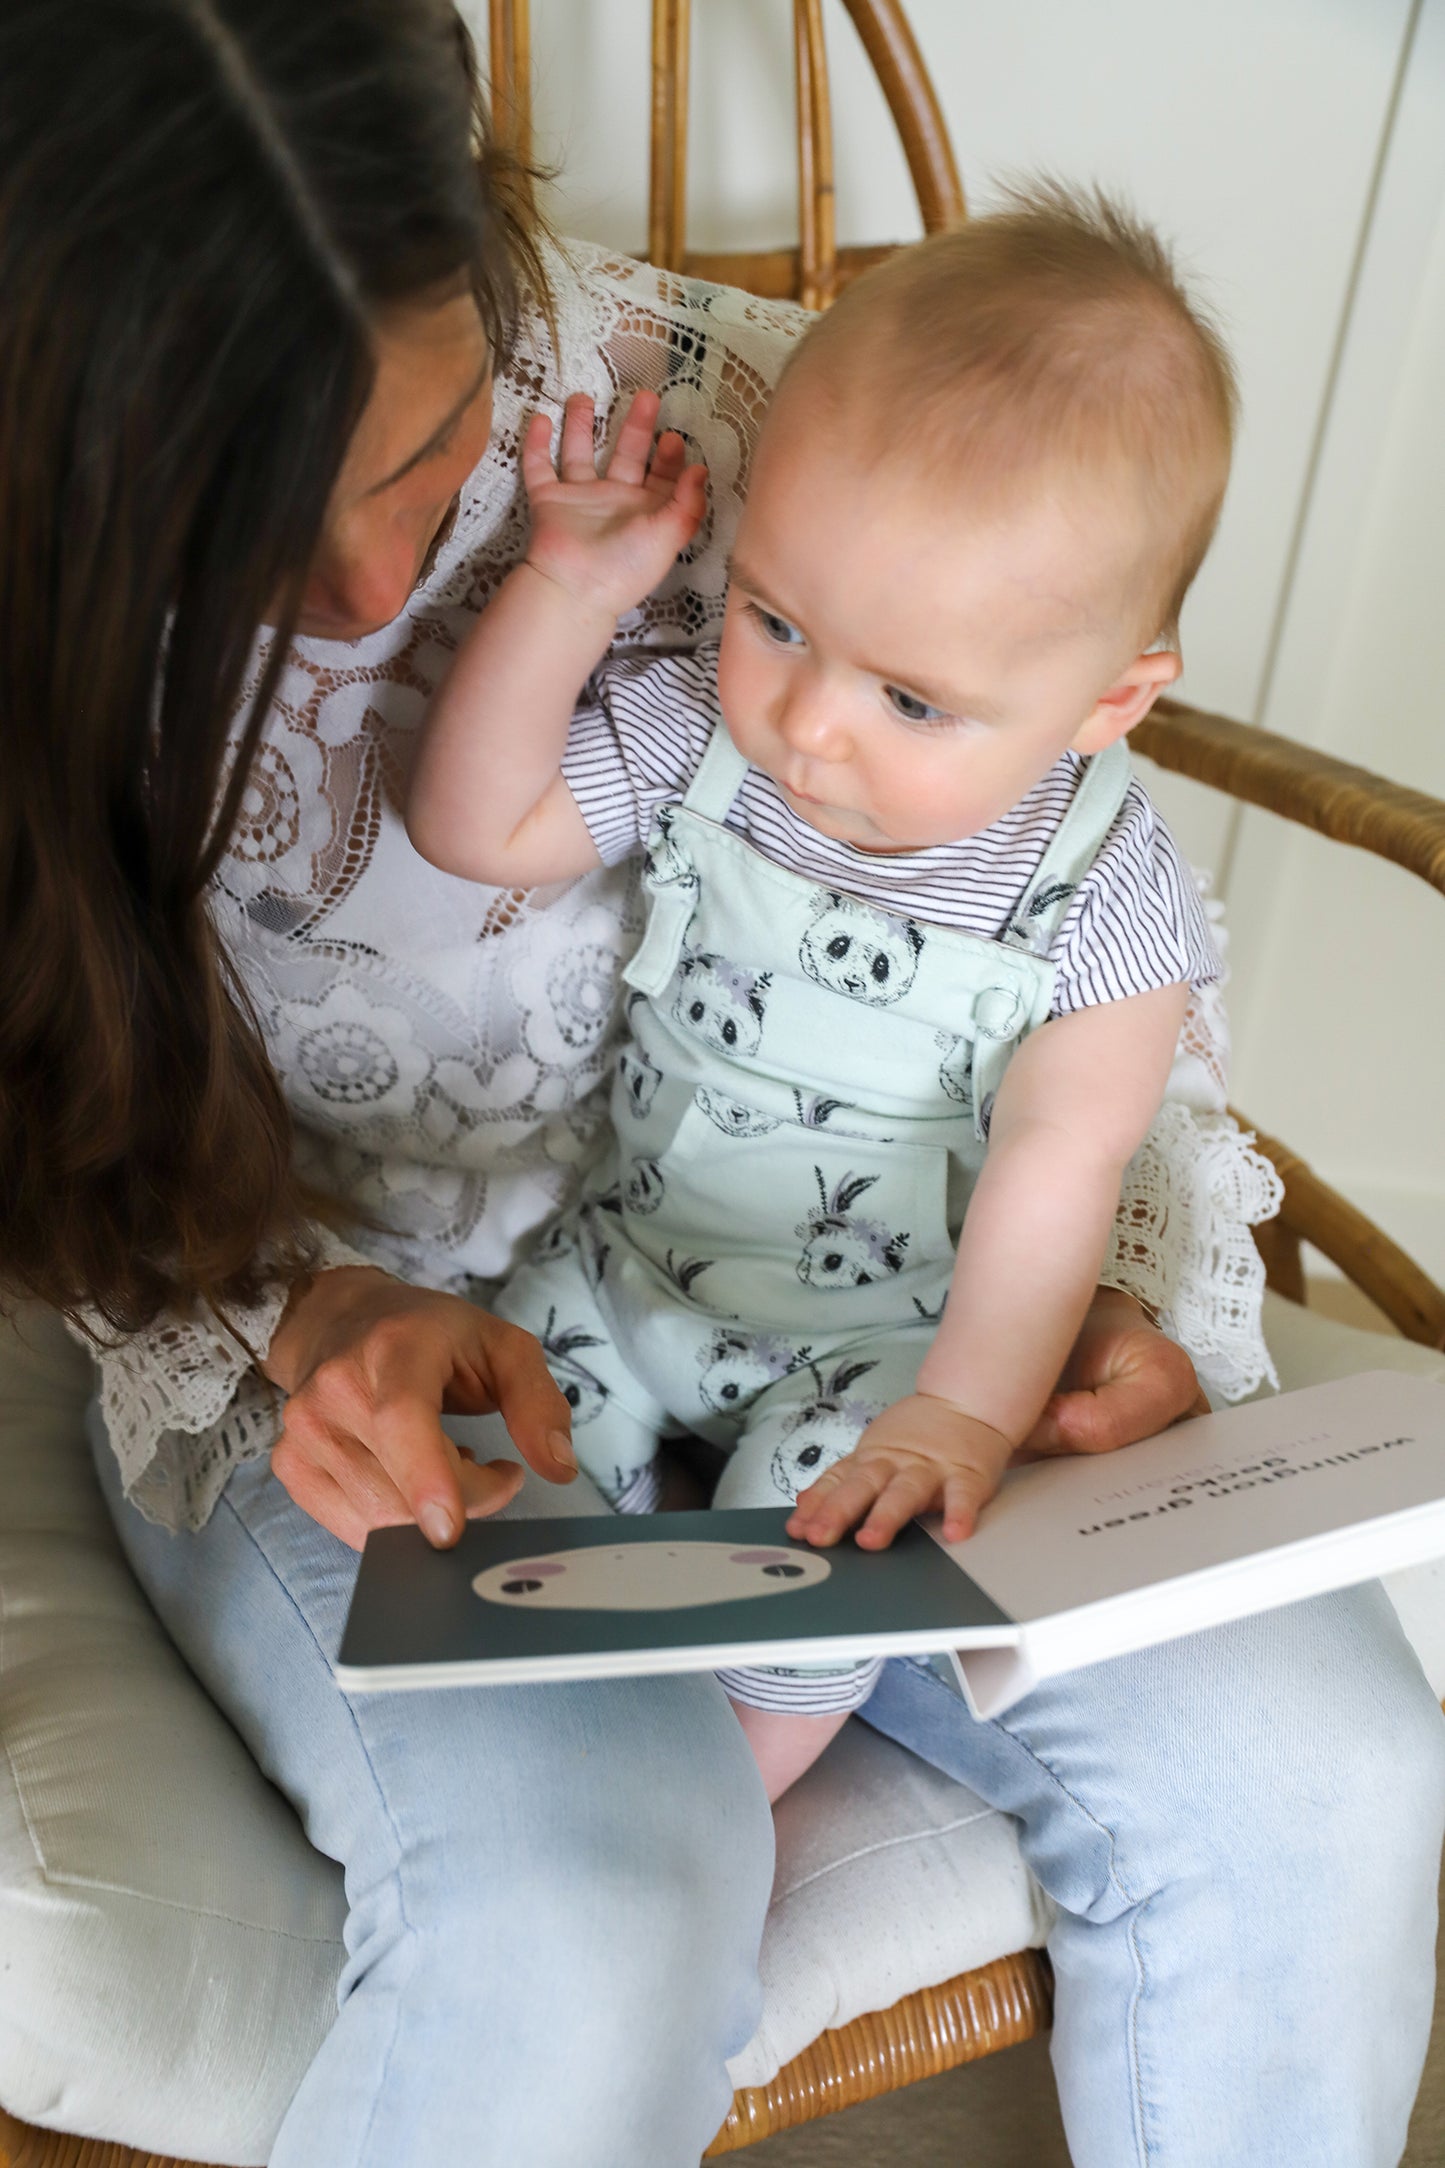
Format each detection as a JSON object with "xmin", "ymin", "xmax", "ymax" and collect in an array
[
  {"xmin": 785, "ymin": 1394, "xmax": 1015, "ymax": 1552},
  {"xmin": 522, "ymin": 389, "xmax": 707, "ymax": 623}
]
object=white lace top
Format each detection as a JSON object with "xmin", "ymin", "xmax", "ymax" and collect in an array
[{"xmin": 81, "ymin": 239, "xmax": 1281, "ymax": 1532}]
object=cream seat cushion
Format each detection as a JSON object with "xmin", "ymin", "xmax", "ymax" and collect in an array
[{"xmin": 1, "ymin": 1295, "xmax": 1442, "ymax": 2158}]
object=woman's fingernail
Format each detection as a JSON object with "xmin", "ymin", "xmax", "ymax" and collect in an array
[
  {"xmin": 420, "ymin": 1503, "xmax": 457, "ymax": 1547},
  {"xmin": 548, "ymin": 1429, "xmax": 576, "ymax": 1469}
]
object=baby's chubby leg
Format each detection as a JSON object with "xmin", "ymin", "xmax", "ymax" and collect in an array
[
  {"xmin": 491, "ymin": 1219, "xmax": 674, "ymax": 1510},
  {"xmin": 711, "ymin": 1331, "xmax": 929, "ymax": 1798},
  {"xmin": 729, "ymin": 1702, "xmax": 851, "ymax": 1804}
]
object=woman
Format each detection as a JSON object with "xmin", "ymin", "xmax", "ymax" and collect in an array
[{"xmin": 1, "ymin": 4, "xmax": 1440, "ymax": 2165}]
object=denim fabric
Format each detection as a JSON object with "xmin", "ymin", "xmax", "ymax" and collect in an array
[
  {"xmin": 866, "ymin": 1586, "xmax": 1445, "ymax": 2167},
  {"xmin": 97, "ymin": 1419, "xmax": 1445, "ymax": 2166},
  {"xmin": 93, "ymin": 1435, "xmax": 775, "ymax": 2168}
]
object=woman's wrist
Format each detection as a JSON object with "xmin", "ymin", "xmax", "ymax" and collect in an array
[
  {"xmin": 260, "ymin": 1263, "xmax": 396, "ymax": 1395},
  {"xmin": 1086, "ymin": 1283, "xmax": 1163, "ymax": 1330}
]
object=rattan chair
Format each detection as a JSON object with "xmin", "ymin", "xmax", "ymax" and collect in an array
[
  {"xmin": 629, "ymin": 9, "xmax": 1445, "ymax": 2136},
  {"xmin": 3, "ymin": 6, "xmax": 1443, "ymax": 2166}
]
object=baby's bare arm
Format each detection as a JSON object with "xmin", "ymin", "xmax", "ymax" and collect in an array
[
  {"xmin": 406, "ymin": 391, "xmax": 706, "ymax": 888},
  {"xmin": 788, "ymin": 981, "xmax": 1191, "ymax": 1551}
]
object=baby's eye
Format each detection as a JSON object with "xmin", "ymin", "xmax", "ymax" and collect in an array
[
  {"xmin": 885, "ymin": 684, "xmax": 948, "ymax": 725},
  {"xmin": 747, "ymin": 602, "xmax": 805, "ymax": 648}
]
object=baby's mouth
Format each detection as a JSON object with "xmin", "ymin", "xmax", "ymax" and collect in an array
[{"xmin": 783, "ymin": 779, "xmax": 842, "ymax": 816}]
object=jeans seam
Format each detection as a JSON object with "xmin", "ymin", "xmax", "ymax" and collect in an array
[
  {"xmin": 215, "ymin": 1484, "xmax": 412, "ymax": 2168},
  {"xmin": 992, "ymin": 1708, "xmax": 1155, "ymax": 2168},
  {"xmin": 1124, "ymin": 1898, "xmax": 1154, "ymax": 2166},
  {"xmin": 903, "ymin": 1660, "xmax": 1155, "ymax": 2166}
]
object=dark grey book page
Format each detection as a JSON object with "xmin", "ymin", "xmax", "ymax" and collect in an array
[{"xmin": 338, "ymin": 1505, "xmax": 1012, "ymax": 1678}]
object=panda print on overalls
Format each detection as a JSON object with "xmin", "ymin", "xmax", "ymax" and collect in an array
[
  {"xmin": 936, "ymin": 1029, "xmax": 974, "ymax": 1110},
  {"xmin": 619, "ymin": 1044, "xmax": 662, "ymax": 1120},
  {"xmin": 624, "ymin": 1156, "xmax": 665, "ymax": 1214},
  {"xmin": 696, "ymin": 1327, "xmax": 816, "ymax": 1417},
  {"xmin": 579, "ymin": 1182, "xmax": 625, "ymax": 1288},
  {"xmin": 660, "ymin": 1248, "xmax": 716, "ymax": 1303},
  {"xmin": 1006, "ymin": 878, "xmax": 1076, "ymax": 955},
  {"xmin": 799, "ymin": 892, "xmax": 926, "ymax": 1006},
  {"xmin": 793, "ymin": 1090, "xmax": 878, "ymax": 1138},
  {"xmin": 532, "ymin": 1217, "xmax": 578, "ymax": 1270},
  {"xmin": 641, "ymin": 805, "xmax": 698, "ymax": 893},
  {"xmin": 796, "ymin": 1168, "xmax": 911, "ymax": 1289},
  {"xmin": 695, "ymin": 1087, "xmax": 781, "ymax": 1138},
  {"xmin": 673, "ymin": 951, "xmax": 771, "ymax": 1057},
  {"xmin": 769, "ymin": 1359, "xmax": 885, "ymax": 1499},
  {"xmin": 538, "ymin": 1307, "xmax": 610, "ymax": 1426}
]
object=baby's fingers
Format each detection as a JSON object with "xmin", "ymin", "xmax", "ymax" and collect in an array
[
  {"xmin": 557, "ymin": 392, "xmax": 599, "ymax": 483},
  {"xmin": 787, "ymin": 1457, "xmax": 890, "ymax": 1547},
  {"xmin": 606, "ymin": 388, "xmax": 662, "ymax": 486},
  {"xmin": 648, "ymin": 461, "xmax": 707, "ymax": 556},
  {"xmin": 647, "ymin": 427, "xmax": 687, "ymax": 489},
  {"xmin": 520, "ymin": 410, "xmax": 559, "ymax": 498},
  {"xmin": 855, "ymin": 1465, "xmax": 943, "ymax": 1550},
  {"xmin": 674, "ymin": 460, "xmax": 708, "ymax": 523},
  {"xmin": 940, "ymin": 1465, "xmax": 998, "ymax": 1546}
]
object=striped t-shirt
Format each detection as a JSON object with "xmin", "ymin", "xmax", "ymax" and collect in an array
[{"xmin": 562, "ymin": 643, "xmax": 1220, "ymax": 1016}]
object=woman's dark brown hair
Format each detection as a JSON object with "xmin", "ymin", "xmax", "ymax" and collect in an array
[{"xmin": 0, "ymin": 0, "xmax": 542, "ymax": 1333}]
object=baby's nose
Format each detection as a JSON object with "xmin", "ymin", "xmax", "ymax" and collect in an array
[{"xmin": 779, "ymin": 679, "xmax": 847, "ymax": 756}]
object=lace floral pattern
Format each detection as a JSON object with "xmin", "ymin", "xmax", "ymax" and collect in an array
[
  {"xmin": 86, "ymin": 241, "xmax": 1278, "ymax": 1529},
  {"xmin": 1111, "ymin": 886, "xmax": 1282, "ymax": 1401},
  {"xmin": 81, "ymin": 1225, "xmax": 377, "ymax": 1530}
]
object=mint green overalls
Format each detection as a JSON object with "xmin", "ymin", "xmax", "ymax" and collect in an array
[{"xmin": 496, "ymin": 721, "xmax": 1131, "ymax": 1702}]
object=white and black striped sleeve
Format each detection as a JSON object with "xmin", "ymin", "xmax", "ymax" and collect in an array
[
  {"xmin": 560, "ymin": 646, "xmax": 718, "ymax": 865},
  {"xmin": 1048, "ymin": 781, "xmax": 1222, "ymax": 1016}
]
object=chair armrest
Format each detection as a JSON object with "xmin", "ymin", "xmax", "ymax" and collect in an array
[
  {"xmin": 1134, "ymin": 699, "xmax": 1445, "ymax": 899},
  {"xmin": 1238, "ymin": 1111, "xmax": 1445, "ymax": 1350}
]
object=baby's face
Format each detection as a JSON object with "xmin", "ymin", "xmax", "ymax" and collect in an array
[{"xmin": 717, "ymin": 396, "xmax": 1173, "ymax": 853}]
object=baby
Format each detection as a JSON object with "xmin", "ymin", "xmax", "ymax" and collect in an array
[{"xmin": 407, "ymin": 182, "xmax": 1233, "ymax": 1799}]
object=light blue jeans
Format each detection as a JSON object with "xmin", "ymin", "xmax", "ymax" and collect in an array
[
  {"xmin": 93, "ymin": 1431, "xmax": 776, "ymax": 2168},
  {"xmin": 863, "ymin": 1594, "xmax": 1445, "ymax": 2167},
  {"xmin": 98, "ymin": 1430, "xmax": 1445, "ymax": 2168}
]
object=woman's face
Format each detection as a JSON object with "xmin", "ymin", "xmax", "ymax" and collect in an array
[{"xmin": 295, "ymin": 289, "xmax": 494, "ymax": 642}]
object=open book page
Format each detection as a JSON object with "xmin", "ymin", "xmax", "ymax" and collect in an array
[
  {"xmin": 336, "ymin": 1373, "xmax": 1445, "ymax": 1707},
  {"xmin": 336, "ymin": 1507, "xmax": 1012, "ymax": 1691},
  {"xmin": 933, "ymin": 1371, "xmax": 1445, "ymax": 1712}
]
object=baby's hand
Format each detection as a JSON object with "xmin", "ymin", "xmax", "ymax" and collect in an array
[
  {"xmin": 785, "ymin": 1394, "xmax": 1014, "ymax": 1551},
  {"xmin": 522, "ymin": 390, "xmax": 707, "ymax": 623}
]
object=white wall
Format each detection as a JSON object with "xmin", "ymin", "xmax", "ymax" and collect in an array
[
  {"xmin": 1225, "ymin": 1, "xmax": 1445, "ymax": 1278},
  {"xmin": 461, "ymin": 0, "xmax": 1445, "ymax": 1279}
]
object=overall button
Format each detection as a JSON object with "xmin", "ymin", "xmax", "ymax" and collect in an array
[{"xmin": 974, "ymin": 985, "xmax": 1024, "ymax": 1039}]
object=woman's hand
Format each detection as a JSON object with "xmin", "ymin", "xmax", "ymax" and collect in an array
[
  {"xmin": 1018, "ymin": 1286, "xmax": 1209, "ymax": 1460},
  {"xmin": 261, "ymin": 1267, "xmax": 576, "ymax": 1550}
]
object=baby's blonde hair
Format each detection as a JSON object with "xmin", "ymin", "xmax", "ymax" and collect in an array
[{"xmin": 785, "ymin": 179, "xmax": 1238, "ymax": 643}]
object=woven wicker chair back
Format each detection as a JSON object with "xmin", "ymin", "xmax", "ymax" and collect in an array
[{"xmin": 486, "ymin": 0, "xmax": 964, "ymax": 308}]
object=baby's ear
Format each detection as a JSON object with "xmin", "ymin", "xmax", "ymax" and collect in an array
[{"xmin": 1072, "ymin": 648, "xmax": 1181, "ymax": 755}]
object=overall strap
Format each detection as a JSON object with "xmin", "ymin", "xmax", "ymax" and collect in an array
[
  {"xmin": 682, "ymin": 716, "xmax": 751, "ymax": 822},
  {"xmin": 624, "ymin": 717, "xmax": 750, "ymax": 1000},
  {"xmin": 1004, "ymin": 740, "xmax": 1134, "ymax": 957}
]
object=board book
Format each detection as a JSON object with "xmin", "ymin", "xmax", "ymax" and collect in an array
[{"xmin": 335, "ymin": 1370, "xmax": 1445, "ymax": 1717}]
